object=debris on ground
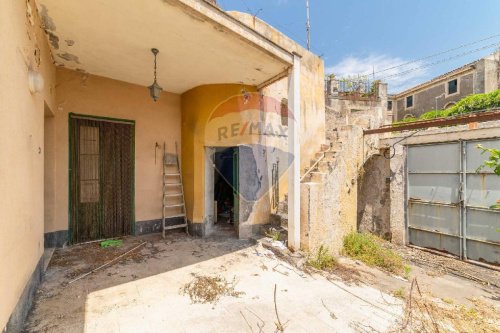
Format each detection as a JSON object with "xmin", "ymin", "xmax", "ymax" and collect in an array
[
  {"xmin": 100, "ymin": 239, "xmax": 123, "ymax": 248},
  {"xmin": 67, "ymin": 242, "xmax": 146, "ymax": 284},
  {"xmin": 180, "ymin": 274, "xmax": 245, "ymax": 304},
  {"xmin": 394, "ymin": 278, "xmax": 500, "ymax": 333},
  {"xmin": 382, "ymin": 242, "xmax": 500, "ymax": 288}
]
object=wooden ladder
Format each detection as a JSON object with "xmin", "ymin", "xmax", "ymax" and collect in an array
[{"xmin": 162, "ymin": 142, "xmax": 189, "ymax": 238}]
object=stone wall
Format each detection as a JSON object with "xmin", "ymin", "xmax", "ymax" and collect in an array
[
  {"xmin": 395, "ymin": 71, "xmax": 474, "ymax": 120},
  {"xmin": 301, "ymin": 125, "xmax": 363, "ymax": 254},
  {"xmin": 301, "ymin": 82, "xmax": 390, "ymax": 254},
  {"xmin": 357, "ymin": 153, "xmax": 391, "ymax": 239},
  {"xmin": 393, "ymin": 51, "xmax": 500, "ymax": 121}
]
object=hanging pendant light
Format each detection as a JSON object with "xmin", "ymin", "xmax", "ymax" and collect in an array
[{"xmin": 148, "ymin": 48, "xmax": 163, "ymax": 102}]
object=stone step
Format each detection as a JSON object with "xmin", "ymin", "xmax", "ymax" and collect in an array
[
  {"xmin": 324, "ymin": 151, "xmax": 339, "ymax": 159},
  {"xmin": 317, "ymin": 160, "xmax": 332, "ymax": 173},
  {"xmin": 310, "ymin": 171, "xmax": 327, "ymax": 183},
  {"xmin": 314, "ymin": 152, "xmax": 325, "ymax": 160},
  {"xmin": 301, "ymin": 174, "xmax": 312, "ymax": 183},
  {"xmin": 331, "ymin": 142, "xmax": 343, "ymax": 151},
  {"xmin": 320, "ymin": 143, "xmax": 331, "ymax": 152}
]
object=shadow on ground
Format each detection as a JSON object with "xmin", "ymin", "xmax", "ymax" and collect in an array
[{"xmin": 25, "ymin": 232, "xmax": 254, "ymax": 333}]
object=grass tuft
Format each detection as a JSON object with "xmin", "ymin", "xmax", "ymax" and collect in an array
[
  {"xmin": 265, "ymin": 228, "xmax": 282, "ymax": 241},
  {"xmin": 342, "ymin": 232, "xmax": 406, "ymax": 274},
  {"xmin": 392, "ymin": 287, "xmax": 406, "ymax": 299},
  {"xmin": 308, "ymin": 245, "xmax": 337, "ymax": 271}
]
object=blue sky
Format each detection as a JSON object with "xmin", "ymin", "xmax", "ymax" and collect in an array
[{"xmin": 219, "ymin": 0, "xmax": 500, "ymax": 93}]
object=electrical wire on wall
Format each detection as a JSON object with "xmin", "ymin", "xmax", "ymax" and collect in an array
[{"xmin": 382, "ymin": 128, "xmax": 426, "ymax": 159}]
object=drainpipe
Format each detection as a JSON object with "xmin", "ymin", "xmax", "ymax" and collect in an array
[{"xmin": 288, "ymin": 53, "xmax": 301, "ymax": 251}]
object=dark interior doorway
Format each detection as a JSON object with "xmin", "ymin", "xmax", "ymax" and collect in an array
[
  {"xmin": 69, "ymin": 114, "xmax": 135, "ymax": 243},
  {"xmin": 213, "ymin": 147, "xmax": 238, "ymax": 236}
]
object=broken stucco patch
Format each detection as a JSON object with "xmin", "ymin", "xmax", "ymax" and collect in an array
[
  {"xmin": 47, "ymin": 31, "xmax": 59, "ymax": 49},
  {"xmin": 57, "ymin": 52, "xmax": 80, "ymax": 64},
  {"xmin": 65, "ymin": 39, "xmax": 75, "ymax": 47},
  {"xmin": 38, "ymin": 4, "xmax": 56, "ymax": 31}
]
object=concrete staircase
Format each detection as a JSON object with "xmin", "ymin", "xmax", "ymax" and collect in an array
[{"xmin": 270, "ymin": 124, "xmax": 364, "ymax": 253}]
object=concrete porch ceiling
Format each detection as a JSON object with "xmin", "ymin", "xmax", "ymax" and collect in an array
[{"xmin": 36, "ymin": 0, "xmax": 293, "ymax": 94}]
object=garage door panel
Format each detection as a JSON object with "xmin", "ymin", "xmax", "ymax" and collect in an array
[
  {"xmin": 466, "ymin": 209, "xmax": 500, "ymax": 243},
  {"xmin": 409, "ymin": 228, "xmax": 461, "ymax": 257},
  {"xmin": 408, "ymin": 143, "xmax": 460, "ymax": 173},
  {"xmin": 465, "ymin": 174, "xmax": 500, "ymax": 208},
  {"xmin": 407, "ymin": 139, "xmax": 499, "ymax": 265},
  {"xmin": 465, "ymin": 139, "xmax": 500, "ymax": 172},
  {"xmin": 408, "ymin": 202, "xmax": 460, "ymax": 235},
  {"xmin": 466, "ymin": 239, "xmax": 500, "ymax": 265},
  {"xmin": 408, "ymin": 174, "xmax": 460, "ymax": 203}
]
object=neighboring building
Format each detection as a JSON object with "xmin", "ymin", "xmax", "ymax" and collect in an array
[
  {"xmin": 391, "ymin": 51, "xmax": 500, "ymax": 121},
  {"xmin": 0, "ymin": 0, "xmax": 326, "ymax": 330}
]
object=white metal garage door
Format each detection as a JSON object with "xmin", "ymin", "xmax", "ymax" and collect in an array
[{"xmin": 407, "ymin": 139, "xmax": 500, "ymax": 265}]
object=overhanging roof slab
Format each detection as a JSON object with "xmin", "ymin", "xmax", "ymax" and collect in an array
[{"xmin": 37, "ymin": 0, "xmax": 293, "ymax": 94}]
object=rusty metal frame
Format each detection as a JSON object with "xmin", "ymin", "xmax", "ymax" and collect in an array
[{"xmin": 364, "ymin": 109, "xmax": 500, "ymax": 135}]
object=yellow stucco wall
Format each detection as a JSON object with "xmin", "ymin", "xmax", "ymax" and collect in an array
[
  {"xmin": 51, "ymin": 68, "xmax": 182, "ymax": 233},
  {"xmin": 0, "ymin": 0, "xmax": 56, "ymax": 328},
  {"xmin": 180, "ymin": 84, "xmax": 257, "ymax": 225}
]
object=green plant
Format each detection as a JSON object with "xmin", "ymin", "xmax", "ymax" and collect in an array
[
  {"xmin": 100, "ymin": 239, "xmax": 123, "ymax": 248},
  {"xmin": 342, "ymin": 232, "xmax": 405, "ymax": 274},
  {"xmin": 265, "ymin": 228, "xmax": 282, "ymax": 241},
  {"xmin": 419, "ymin": 109, "xmax": 448, "ymax": 120},
  {"xmin": 393, "ymin": 89, "xmax": 500, "ymax": 124},
  {"xmin": 442, "ymin": 298, "xmax": 454, "ymax": 304},
  {"xmin": 392, "ymin": 287, "xmax": 406, "ymax": 299},
  {"xmin": 403, "ymin": 265, "xmax": 412, "ymax": 279},
  {"xmin": 476, "ymin": 144, "xmax": 500, "ymax": 176},
  {"xmin": 308, "ymin": 245, "xmax": 337, "ymax": 270}
]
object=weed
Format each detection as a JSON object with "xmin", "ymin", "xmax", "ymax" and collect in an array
[
  {"xmin": 308, "ymin": 245, "xmax": 337, "ymax": 271},
  {"xmin": 442, "ymin": 298, "xmax": 454, "ymax": 304},
  {"xmin": 403, "ymin": 265, "xmax": 412, "ymax": 279},
  {"xmin": 265, "ymin": 228, "xmax": 282, "ymax": 241},
  {"xmin": 392, "ymin": 287, "xmax": 406, "ymax": 299},
  {"xmin": 342, "ymin": 232, "xmax": 406, "ymax": 274}
]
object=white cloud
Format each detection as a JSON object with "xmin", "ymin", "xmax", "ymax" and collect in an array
[{"xmin": 326, "ymin": 54, "xmax": 430, "ymax": 93}]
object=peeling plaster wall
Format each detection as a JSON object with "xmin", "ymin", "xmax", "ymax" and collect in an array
[
  {"xmin": 0, "ymin": 0, "xmax": 56, "ymax": 329},
  {"xmin": 389, "ymin": 144, "xmax": 406, "ymax": 245},
  {"xmin": 357, "ymin": 153, "xmax": 392, "ymax": 239},
  {"xmin": 301, "ymin": 126, "xmax": 364, "ymax": 254},
  {"xmin": 52, "ymin": 68, "xmax": 182, "ymax": 234},
  {"xmin": 300, "ymin": 85, "xmax": 389, "ymax": 254}
]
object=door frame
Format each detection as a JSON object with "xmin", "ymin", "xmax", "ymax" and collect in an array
[
  {"xmin": 68, "ymin": 113, "xmax": 136, "ymax": 243},
  {"xmin": 205, "ymin": 145, "xmax": 240, "ymax": 236}
]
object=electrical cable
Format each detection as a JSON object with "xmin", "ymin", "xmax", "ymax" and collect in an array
[
  {"xmin": 364, "ymin": 33, "xmax": 500, "ymax": 77},
  {"xmin": 376, "ymin": 42, "xmax": 500, "ymax": 81},
  {"xmin": 383, "ymin": 128, "xmax": 426, "ymax": 159}
]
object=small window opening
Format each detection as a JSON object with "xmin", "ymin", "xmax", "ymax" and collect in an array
[
  {"xmin": 447, "ymin": 79, "xmax": 458, "ymax": 95},
  {"xmin": 406, "ymin": 95, "xmax": 413, "ymax": 108}
]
